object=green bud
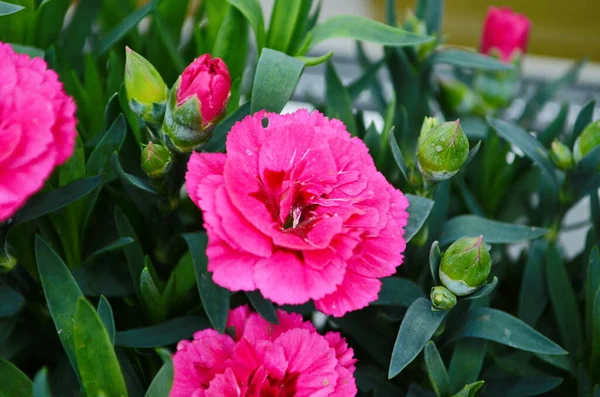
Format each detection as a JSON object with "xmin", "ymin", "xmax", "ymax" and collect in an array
[
  {"xmin": 573, "ymin": 120, "xmax": 600, "ymax": 167},
  {"xmin": 417, "ymin": 120, "xmax": 470, "ymax": 182},
  {"xmin": 125, "ymin": 47, "xmax": 168, "ymax": 127},
  {"xmin": 420, "ymin": 116, "xmax": 439, "ymax": 137},
  {"xmin": 430, "ymin": 286, "xmax": 457, "ymax": 310},
  {"xmin": 550, "ymin": 140, "xmax": 574, "ymax": 171},
  {"xmin": 439, "ymin": 236, "xmax": 491, "ymax": 296},
  {"xmin": 141, "ymin": 142, "xmax": 172, "ymax": 178},
  {"xmin": 439, "ymin": 79, "xmax": 478, "ymax": 115}
]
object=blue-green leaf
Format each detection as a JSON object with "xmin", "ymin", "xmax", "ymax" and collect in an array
[
  {"xmin": 448, "ymin": 339, "xmax": 486, "ymax": 393},
  {"xmin": 96, "ymin": 2, "xmax": 155, "ymax": 56},
  {"xmin": 145, "ymin": 360, "xmax": 173, "ymax": 397},
  {"xmin": 115, "ymin": 316, "xmax": 210, "ymax": 348},
  {"xmin": 374, "ymin": 277, "xmax": 425, "ymax": 306},
  {"xmin": 227, "ymin": 0, "xmax": 265, "ymax": 50},
  {"xmin": 433, "ymin": 48, "xmax": 513, "ymax": 71},
  {"xmin": 570, "ymin": 99, "xmax": 596, "ymax": 146},
  {"xmin": 587, "ymin": 247, "xmax": 600, "ymax": 343},
  {"xmin": 86, "ymin": 115, "xmax": 127, "ymax": 177},
  {"xmin": 246, "ymin": 291, "xmax": 279, "ymax": 325},
  {"xmin": 389, "ymin": 132, "xmax": 411, "ymax": 185},
  {"xmin": 0, "ymin": 357, "xmax": 32, "ymax": 397},
  {"xmin": 98, "ymin": 296, "xmax": 115, "ymax": 346},
  {"xmin": 325, "ymin": 61, "xmax": 358, "ymax": 135},
  {"xmin": 73, "ymin": 298, "xmax": 127, "ymax": 397},
  {"xmin": 451, "ymin": 381, "xmax": 485, "ymax": 397},
  {"xmin": 590, "ymin": 288, "xmax": 600, "ymax": 381},
  {"xmin": 310, "ymin": 15, "xmax": 433, "ymax": 48},
  {"xmin": 183, "ymin": 233, "xmax": 230, "ymax": 333},
  {"xmin": 449, "ymin": 307, "xmax": 567, "ymax": 355},
  {"xmin": 424, "ymin": 341, "xmax": 450, "ymax": 397},
  {"xmin": 0, "ymin": 1, "xmax": 23, "ymax": 16},
  {"xmin": 114, "ymin": 207, "xmax": 145, "ymax": 299},
  {"xmin": 440, "ymin": 215, "xmax": 548, "ymax": 245},
  {"xmin": 84, "ymin": 237, "xmax": 135, "ymax": 266},
  {"xmin": 112, "ymin": 153, "xmax": 159, "ymax": 195},
  {"xmin": 10, "ymin": 43, "xmax": 44, "ymax": 58},
  {"xmin": 0, "ymin": 286, "xmax": 25, "ymax": 318},
  {"xmin": 389, "ymin": 298, "xmax": 448, "ymax": 378},
  {"xmin": 251, "ymin": 48, "xmax": 304, "ymax": 114},
  {"xmin": 462, "ymin": 277, "xmax": 498, "ymax": 301},
  {"xmin": 484, "ymin": 376, "xmax": 562, "ymax": 397},
  {"xmin": 429, "ymin": 241, "xmax": 442, "ymax": 286},
  {"xmin": 518, "ymin": 240, "xmax": 549, "ymax": 326},
  {"xmin": 32, "ymin": 367, "xmax": 52, "ymax": 397},
  {"xmin": 14, "ymin": 176, "xmax": 102, "ymax": 225},
  {"xmin": 405, "ymin": 194, "xmax": 435, "ymax": 243}
]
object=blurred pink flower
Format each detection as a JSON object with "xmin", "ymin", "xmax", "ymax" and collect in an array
[
  {"xmin": 177, "ymin": 54, "xmax": 231, "ymax": 126},
  {"xmin": 0, "ymin": 43, "xmax": 76, "ymax": 222},
  {"xmin": 171, "ymin": 305, "xmax": 357, "ymax": 397},
  {"xmin": 186, "ymin": 109, "xmax": 409, "ymax": 316},
  {"xmin": 481, "ymin": 6, "xmax": 531, "ymax": 62}
]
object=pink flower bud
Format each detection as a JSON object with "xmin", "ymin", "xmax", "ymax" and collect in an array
[
  {"xmin": 480, "ymin": 7, "xmax": 531, "ymax": 63},
  {"xmin": 177, "ymin": 54, "xmax": 231, "ymax": 126}
]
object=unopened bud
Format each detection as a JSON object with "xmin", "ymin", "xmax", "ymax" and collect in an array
[
  {"xmin": 439, "ymin": 79, "xmax": 478, "ymax": 115},
  {"xmin": 550, "ymin": 140, "xmax": 574, "ymax": 171},
  {"xmin": 141, "ymin": 142, "xmax": 172, "ymax": 178},
  {"xmin": 430, "ymin": 286, "xmax": 457, "ymax": 310},
  {"xmin": 417, "ymin": 120, "xmax": 469, "ymax": 182},
  {"xmin": 125, "ymin": 47, "xmax": 168, "ymax": 127},
  {"xmin": 574, "ymin": 120, "xmax": 600, "ymax": 168},
  {"xmin": 439, "ymin": 236, "xmax": 491, "ymax": 296}
]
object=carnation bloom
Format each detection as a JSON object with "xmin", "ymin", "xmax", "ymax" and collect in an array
[
  {"xmin": 0, "ymin": 43, "xmax": 76, "ymax": 222},
  {"xmin": 480, "ymin": 6, "xmax": 531, "ymax": 62},
  {"xmin": 186, "ymin": 109, "xmax": 409, "ymax": 316},
  {"xmin": 171, "ymin": 305, "xmax": 357, "ymax": 396}
]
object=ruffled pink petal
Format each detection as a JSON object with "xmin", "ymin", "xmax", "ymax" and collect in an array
[
  {"xmin": 204, "ymin": 368, "xmax": 241, "ymax": 397},
  {"xmin": 207, "ymin": 239, "xmax": 260, "ymax": 292},
  {"xmin": 315, "ymin": 271, "xmax": 382, "ymax": 317}
]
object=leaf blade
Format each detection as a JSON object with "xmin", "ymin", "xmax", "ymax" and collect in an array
[{"xmin": 440, "ymin": 215, "xmax": 548, "ymax": 245}]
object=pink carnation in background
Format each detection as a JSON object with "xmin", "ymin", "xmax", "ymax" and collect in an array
[
  {"xmin": 0, "ymin": 42, "xmax": 76, "ymax": 222},
  {"xmin": 171, "ymin": 305, "xmax": 357, "ymax": 396},
  {"xmin": 186, "ymin": 109, "xmax": 409, "ymax": 317},
  {"xmin": 480, "ymin": 6, "xmax": 531, "ymax": 63}
]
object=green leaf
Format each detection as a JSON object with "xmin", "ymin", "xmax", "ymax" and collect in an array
[
  {"xmin": 429, "ymin": 241, "xmax": 442, "ymax": 286},
  {"xmin": 487, "ymin": 117, "xmax": 558, "ymax": 208},
  {"xmin": 415, "ymin": 0, "xmax": 443, "ymax": 34},
  {"xmin": 451, "ymin": 381, "xmax": 484, "ymax": 397},
  {"xmin": 296, "ymin": 51, "xmax": 333, "ymax": 66},
  {"xmin": 538, "ymin": 102, "xmax": 568, "ymax": 147},
  {"xmin": 204, "ymin": 101, "xmax": 251, "ymax": 152},
  {"xmin": 60, "ymin": 0, "xmax": 101, "ymax": 67},
  {"xmin": 449, "ymin": 307, "xmax": 567, "ymax": 355},
  {"xmin": 14, "ymin": 176, "xmax": 102, "ymax": 225},
  {"xmin": 31, "ymin": 0, "xmax": 70, "ymax": 48},
  {"xmin": 484, "ymin": 376, "xmax": 562, "ymax": 397},
  {"xmin": 449, "ymin": 339, "xmax": 486, "ymax": 393},
  {"xmin": 0, "ymin": 286, "xmax": 25, "ymax": 318},
  {"xmin": 84, "ymin": 237, "xmax": 135, "ymax": 266},
  {"xmin": 112, "ymin": 153, "xmax": 159, "ymax": 195},
  {"xmin": 73, "ymin": 262, "xmax": 135, "ymax": 298},
  {"xmin": 115, "ymin": 316, "xmax": 210, "ymax": 348},
  {"xmin": 325, "ymin": 61, "xmax": 358, "ymax": 135},
  {"xmin": 246, "ymin": 291, "xmax": 279, "ymax": 324},
  {"xmin": 86, "ymin": 115, "xmax": 127, "ymax": 177},
  {"xmin": 439, "ymin": 215, "xmax": 548, "ymax": 246},
  {"xmin": 114, "ymin": 207, "xmax": 145, "ymax": 299},
  {"xmin": 518, "ymin": 240, "xmax": 549, "ymax": 327},
  {"xmin": 212, "ymin": 5, "xmax": 249, "ymax": 81},
  {"xmin": 0, "ymin": 1, "xmax": 23, "ymax": 16},
  {"xmin": 389, "ymin": 298, "xmax": 448, "ymax": 378},
  {"xmin": 590, "ymin": 288, "xmax": 600, "ymax": 381},
  {"xmin": 251, "ymin": 49, "xmax": 304, "ymax": 114},
  {"xmin": 266, "ymin": 0, "xmax": 306, "ymax": 53},
  {"xmin": 10, "ymin": 43, "xmax": 44, "ymax": 58},
  {"xmin": 455, "ymin": 177, "xmax": 485, "ymax": 217},
  {"xmin": 183, "ymin": 233, "xmax": 230, "ymax": 333},
  {"xmin": 162, "ymin": 252, "xmax": 196, "ymax": 311},
  {"xmin": 36, "ymin": 235, "xmax": 84, "ymax": 374},
  {"xmin": 0, "ymin": 358, "xmax": 32, "ymax": 397},
  {"xmin": 587, "ymin": 247, "xmax": 600, "ymax": 344},
  {"xmin": 389, "ymin": 131, "xmax": 411, "ymax": 185},
  {"xmin": 373, "ymin": 277, "xmax": 425, "ymax": 306},
  {"xmin": 310, "ymin": 15, "xmax": 433, "ymax": 48},
  {"xmin": 570, "ymin": 99, "xmax": 596, "ymax": 146},
  {"xmin": 405, "ymin": 194, "xmax": 435, "ymax": 243},
  {"xmin": 140, "ymin": 268, "xmax": 167, "ymax": 323},
  {"xmin": 424, "ymin": 341, "xmax": 450, "ymax": 397},
  {"xmin": 96, "ymin": 1, "xmax": 155, "ymax": 56},
  {"xmin": 433, "ymin": 48, "xmax": 513, "ymax": 71},
  {"xmin": 227, "ymin": 0, "xmax": 265, "ymax": 51},
  {"xmin": 546, "ymin": 244, "xmax": 583, "ymax": 356},
  {"xmin": 461, "ymin": 277, "xmax": 498, "ymax": 301},
  {"xmin": 73, "ymin": 298, "xmax": 128, "ymax": 397},
  {"xmin": 145, "ymin": 360, "xmax": 173, "ymax": 397},
  {"xmin": 348, "ymin": 57, "xmax": 386, "ymax": 100},
  {"xmin": 33, "ymin": 367, "xmax": 52, "ymax": 397},
  {"xmin": 97, "ymin": 296, "xmax": 115, "ymax": 346}
]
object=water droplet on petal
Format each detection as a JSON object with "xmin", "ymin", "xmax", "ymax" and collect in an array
[{"xmin": 435, "ymin": 145, "xmax": 443, "ymax": 152}]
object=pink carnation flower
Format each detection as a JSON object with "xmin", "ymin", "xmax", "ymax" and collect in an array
[
  {"xmin": 480, "ymin": 6, "xmax": 531, "ymax": 63},
  {"xmin": 171, "ymin": 305, "xmax": 357, "ymax": 396},
  {"xmin": 186, "ymin": 109, "xmax": 409, "ymax": 316},
  {"xmin": 0, "ymin": 43, "xmax": 76, "ymax": 222}
]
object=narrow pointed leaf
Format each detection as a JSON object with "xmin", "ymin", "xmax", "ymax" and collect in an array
[
  {"xmin": 570, "ymin": 99, "xmax": 596, "ymax": 146},
  {"xmin": 0, "ymin": 286, "xmax": 24, "ymax": 318},
  {"xmin": 451, "ymin": 381, "xmax": 484, "ymax": 397},
  {"xmin": 33, "ymin": 368, "xmax": 52, "ymax": 397},
  {"xmin": 114, "ymin": 207, "xmax": 145, "ymax": 299},
  {"xmin": 591, "ymin": 288, "xmax": 600, "ymax": 380},
  {"xmin": 115, "ymin": 316, "xmax": 210, "ymax": 348},
  {"xmin": 433, "ymin": 48, "xmax": 513, "ymax": 71},
  {"xmin": 440, "ymin": 215, "xmax": 548, "ymax": 245},
  {"xmin": 389, "ymin": 298, "xmax": 448, "ymax": 378},
  {"xmin": 449, "ymin": 339, "xmax": 486, "ymax": 392},
  {"xmin": 96, "ymin": 2, "xmax": 155, "ymax": 56},
  {"xmin": 183, "ymin": 233, "xmax": 230, "ymax": 333},
  {"xmin": 484, "ymin": 376, "xmax": 562, "ymax": 397},
  {"xmin": 389, "ymin": 132, "xmax": 411, "ymax": 184},
  {"xmin": 450, "ymin": 307, "xmax": 567, "ymax": 355},
  {"xmin": 424, "ymin": 341, "xmax": 450, "ymax": 397},
  {"xmin": 97, "ymin": 296, "xmax": 115, "ymax": 346},
  {"xmin": 0, "ymin": 357, "xmax": 32, "ymax": 397},
  {"xmin": 84, "ymin": 237, "xmax": 135, "ymax": 265},
  {"xmin": 588, "ymin": 248, "xmax": 600, "ymax": 343},
  {"xmin": 227, "ymin": 0, "xmax": 265, "ymax": 50},
  {"xmin": 518, "ymin": 240, "xmax": 549, "ymax": 326},
  {"xmin": 112, "ymin": 154, "xmax": 159, "ymax": 195},
  {"xmin": 0, "ymin": 1, "xmax": 23, "ymax": 16},
  {"xmin": 374, "ymin": 277, "xmax": 425, "ymax": 307},
  {"xmin": 73, "ymin": 298, "xmax": 128, "ymax": 397},
  {"xmin": 325, "ymin": 61, "xmax": 358, "ymax": 135},
  {"xmin": 310, "ymin": 16, "xmax": 433, "ymax": 48},
  {"xmin": 15, "ymin": 176, "xmax": 102, "ymax": 224},
  {"xmin": 462, "ymin": 277, "xmax": 498, "ymax": 301},
  {"xmin": 145, "ymin": 360, "xmax": 173, "ymax": 397},
  {"xmin": 429, "ymin": 241, "xmax": 442, "ymax": 286},
  {"xmin": 246, "ymin": 291, "xmax": 279, "ymax": 324},
  {"xmin": 86, "ymin": 114, "xmax": 127, "ymax": 177},
  {"xmin": 405, "ymin": 194, "xmax": 434, "ymax": 243}
]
